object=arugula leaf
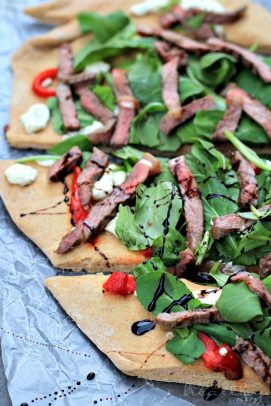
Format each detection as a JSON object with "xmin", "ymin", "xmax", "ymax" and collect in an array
[
  {"xmin": 257, "ymin": 170, "xmax": 271, "ymax": 206},
  {"xmin": 92, "ymin": 84, "xmax": 116, "ymax": 111},
  {"xmin": 128, "ymin": 52, "xmax": 162, "ymax": 105},
  {"xmin": 254, "ymin": 328, "xmax": 271, "ymax": 357},
  {"xmin": 216, "ymin": 282, "xmax": 263, "ymax": 322},
  {"xmin": 236, "ymin": 116, "xmax": 269, "ymax": 145},
  {"xmin": 136, "ymin": 271, "xmax": 191, "ymax": 316},
  {"xmin": 179, "ymin": 76, "xmax": 203, "ymax": 104},
  {"xmin": 115, "ymin": 205, "xmax": 149, "ymax": 250},
  {"xmin": 166, "ymin": 328, "xmax": 205, "ymax": 364},
  {"xmin": 48, "ymin": 135, "xmax": 92, "ymax": 155},
  {"xmin": 113, "ymin": 146, "xmax": 143, "ymax": 162},
  {"xmin": 189, "ymin": 53, "xmax": 236, "ymax": 88},
  {"xmin": 194, "ymin": 110, "xmax": 224, "ymax": 138},
  {"xmin": 133, "ymin": 257, "xmax": 166, "ymax": 278},
  {"xmin": 209, "ymin": 261, "xmax": 230, "ymax": 287},
  {"xmin": 187, "ymin": 13, "xmax": 205, "ymax": 30},
  {"xmin": 47, "ymin": 97, "xmax": 64, "ymax": 134},
  {"xmin": 75, "ymin": 101, "xmax": 95, "ymax": 127},
  {"xmin": 77, "ymin": 11, "xmax": 130, "ymax": 41},
  {"xmin": 152, "ymin": 227, "xmax": 185, "ymax": 266},
  {"xmin": 195, "ymin": 230, "xmax": 212, "ymax": 265},
  {"xmin": 17, "ymin": 155, "xmax": 60, "ymax": 164},
  {"xmin": 263, "ymin": 275, "xmax": 271, "ymax": 292},
  {"xmin": 194, "ymin": 323, "xmax": 236, "ymax": 347},
  {"xmin": 234, "ymin": 221, "xmax": 271, "ymax": 262},
  {"xmin": 224, "ymin": 131, "xmax": 271, "ymax": 172},
  {"xmin": 74, "ymin": 23, "xmax": 153, "ymax": 71}
]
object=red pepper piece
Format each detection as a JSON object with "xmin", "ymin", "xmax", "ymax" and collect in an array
[
  {"xmin": 199, "ymin": 332, "xmax": 243, "ymax": 380},
  {"xmin": 103, "ymin": 272, "xmax": 136, "ymax": 295},
  {"xmin": 139, "ymin": 247, "xmax": 153, "ymax": 259},
  {"xmin": 32, "ymin": 68, "xmax": 58, "ymax": 98},
  {"xmin": 250, "ymin": 163, "xmax": 261, "ymax": 175},
  {"xmin": 70, "ymin": 167, "xmax": 89, "ymax": 225}
]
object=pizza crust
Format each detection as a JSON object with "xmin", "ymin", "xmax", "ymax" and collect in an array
[
  {"xmin": 7, "ymin": 0, "xmax": 271, "ymax": 150},
  {"xmin": 0, "ymin": 160, "xmax": 146, "ymax": 272},
  {"xmin": 44, "ymin": 274, "xmax": 270, "ymax": 395}
]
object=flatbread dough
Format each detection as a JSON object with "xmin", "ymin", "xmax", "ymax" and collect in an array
[
  {"xmin": 44, "ymin": 274, "xmax": 270, "ymax": 395},
  {"xmin": 0, "ymin": 160, "xmax": 146, "ymax": 272},
  {"xmin": 6, "ymin": 0, "xmax": 271, "ymax": 149}
]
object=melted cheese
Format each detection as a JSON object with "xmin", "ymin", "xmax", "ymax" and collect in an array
[
  {"xmin": 5, "ymin": 164, "xmax": 37, "ymax": 186},
  {"xmin": 20, "ymin": 103, "xmax": 50, "ymax": 134}
]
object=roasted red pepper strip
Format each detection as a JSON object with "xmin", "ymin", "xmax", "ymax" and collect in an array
[
  {"xmin": 70, "ymin": 167, "xmax": 89, "ymax": 225},
  {"xmin": 199, "ymin": 332, "xmax": 243, "ymax": 380},
  {"xmin": 32, "ymin": 68, "xmax": 58, "ymax": 98},
  {"xmin": 250, "ymin": 163, "xmax": 261, "ymax": 175},
  {"xmin": 103, "ymin": 272, "xmax": 136, "ymax": 295}
]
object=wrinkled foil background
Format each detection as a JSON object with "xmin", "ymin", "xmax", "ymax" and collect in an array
[{"xmin": 0, "ymin": 1, "xmax": 271, "ymax": 405}]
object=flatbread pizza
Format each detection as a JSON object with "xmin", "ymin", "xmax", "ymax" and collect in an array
[{"xmin": 6, "ymin": 0, "xmax": 271, "ymax": 152}]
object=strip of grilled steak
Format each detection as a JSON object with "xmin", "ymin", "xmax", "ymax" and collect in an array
[
  {"xmin": 58, "ymin": 43, "xmax": 73, "ymax": 79},
  {"xmin": 234, "ymin": 337, "xmax": 271, "ymax": 387},
  {"xmin": 138, "ymin": 27, "xmax": 212, "ymax": 54},
  {"xmin": 156, "ymin": 308, "xmax": 223, "ymax": 330},
  {"xmin": 75, "ymin": 84, "xmax": 114, "ymax": 125},
  {"xmin": 160, "ymin": 95, "xmax": 215, "ymax": 135},
  {"xmin": 161, "ymin": 5, "xmax": 246, "ymax": 28},
  {"xmin": 211, "ymin": 214, "xmax": 253, "ymax": 240},
  {"xmin": 208, "ymin": 38, "xmax": 271, "ymax": 83},
  {"xmin": 48, "ymin": 147, "xmax": 82, "ymax": 182},
  {"xmin": 56, "ymin": 82, "xmax": 80, "ymax": 131},
  {"xmin": 231, "ymin": 151, "xmax": 258, "ymax": 209},
  {"xmin": 222, "ymin": 84, "xmax": 271, "ymax": 139},
  {"xmin": 169, "ymin": 156, "xmax": 203, "ymax": 251},
  {"xmin": 170, "ymin": 248, "xmax": 195, "ymax": 278},
  {"xmin": 56, "ymin": 153, "xmax": 161, "ymax": 254},
  {"xmin": 259, "ymin": 253, "xmax": 271, "ymax": 279},
  {"xmin": 87, "ymin": 118, "xmax": 116, "ymax": 144},
  {"xmin": 230, "ymin": 271, "xmax": 271, "ymax": 306},
  {"xmin": 77, "ymin": 147, "xmax": 109, "ymax": 210},
  {"xmin": 162, "ymin": 58, "xmax": 181, "ymax": 112},
  {"xmin": 155, "ymin": 41, "xmax": 188, "ymax": 67},
  {"xmin": 110, "ymin": 69, "xmax": 139, "ymax": 146},
  {"xmin": 213, "ymin": 97, "xmax": 243, "ymax": 141}
]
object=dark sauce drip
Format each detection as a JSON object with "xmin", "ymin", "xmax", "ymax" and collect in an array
[
  {"xmin": 20, "ymin": 180, "xmax": 70, "ymax": 217},
  {"xmin": 136, "ymin": 188, "xmax": 150, "ymax": 199},
  {"xmin": 20, "ymin": 381, "xmax": 82, "ymax": 405},
  {"xmin": 138, "ymin": 224, "xmax": 151, "ymax": 247},
  {"xmin": 87, "ymin": 372, "xmax": 96, "ymax": 380},
  {"xmin": 148, "ymin": 274, "xmax": 165, "ymax": 312},
  {"xmin": 206, "ymin": 193, "xmax": 237, "ymax": 204},
  {"xmin": 150, "ymin": 260, "xmax": 159, "ymax": 271},
  {"xmin": 162, "ymin": 293, "xmax": 193, "ymax": 313},
  {"xmin": 157, "ymin": 188, "xmax": 176, "ymax": 258},
  {"xmin": 131, "ymin": 320, "xmax": 156, "ymax": 336},
  {"xmin": 94, "ymin": 246, "xmax": 110, "ymax": 268}
]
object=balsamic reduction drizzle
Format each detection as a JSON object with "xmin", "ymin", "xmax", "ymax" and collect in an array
[
  {"xmin": 188, "ymin": 272, "xmax": 214, "ymax": 284},
  {"xmin": 148, "ymin": 274, "xmax": 166, "ymax": 312},
  {"xmin": 87, "ymin": 372, "xmax": 96, "ymax": 381},
  {"xmin": 94, "ymin": 246, "xmax": 111, "ymax": 268},
  {"xmin": 162, "ymin": 293, "xmax": 193, "ymax": 313},
  {"xmin": 131, "ymin": 320, "xmax": 156, "ymax": 336},
  {"xmin": 206, "ymin": 193, "xmax": 237, "ymax": 204}
]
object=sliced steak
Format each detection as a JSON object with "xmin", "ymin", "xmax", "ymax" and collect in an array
[
  {"xmin": 156, "ymin": 308, "xmax": 223, "ymax": 330},
  {"xmin": 211, "ymin": 214, "xmax": 253, "ymax": 239},
  {"xmin": 160, "ymin": 95, "xmax": 215, "ymax": 135},
  {"xmin": 230, "ymin": 271, "xmax": 271, "ymax": 306},
  {"xmin": 138, "ymin": 27, "xmax": 212, "ymax": 54},
  {"xmin": 223, "ymin": 84, "xmax": 271, "ymax": 139},
  {"xmin": 58, "ymin": 43, "xmax": 74, "ymax": 80},
  {"xmin": 77, "ymin": 147, "xmax": 109, "ymax": 210},
  {"xmin": 170, "ymin": 248, "xmax": 195, "ymax": 278},
  {"xmin": 56, "ymin": 153, "xmax": 161, "ymax": 254},
  {"xmin": 213, "ymin": 97, "xmax": 243, "ymax": 141},
  {"xmin": 65, "ymin": 71, "xmax": 96, "ymax": 85},
  {"xmin": 75, "ymin": 84, "xmax": 114, "ymax": 125},
  {"xmin": 234, "ymin": 337, "xmax": 271, "ymax": 387},
  {"xmin": 259, "ymin": 253, "xmax": 271, "ymax": 279},
  {"xmin": 110, "ymin": 69, "xmax": 139, "ymax": 146},
  {"xmin": 48, "ymin": 147, "xmax": 82, "ymax": 182},
  {"xmin": 169, "ymin": 156, "xmax": 203, "ymax": 251},
  {"xmin": 162, "ymin": 57, "xmax": 181, "ymax": 113},
  {"xmin": 231, "ymin": 151, "xmax": 258, "ymax": 209},
  {"xmin": 56, "ymin": 82, "xmax": 80, "ymax": 131},
  {"xmin": 207, "ymin": 38, "xmax": 271, "ymax": 83},
  {"xmin": 155, "ymin": 41, "xmax": 188, "ymax": 67},
  {"xmin": 160, "ymin": 5, "xmax": 246, "ymax": 28}
]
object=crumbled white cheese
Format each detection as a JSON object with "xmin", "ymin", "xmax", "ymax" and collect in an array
[
  {"xmin": 84, "ymin": 61, "xmax": 110, "ymax": 75},
  {"xmin": 41, "ymin": 77, "xmax": 53, "ymax": 88},
  {"xmin": 92, "ymin": 173, "xmax": 114, "ymax": 200},
  {"xmin": 105, "ymin": 213, "xmax": 119, "ymax": 236},
  {"xmin": 36, "ymin": 159, "xmax": 56, "ymax": 167},
  {"xmin": 111, "ymin": 170, "xmax": 127, "ymax": 186},
  {"xmin": 166, "ymin": 331, "xmax": 174, "ymax": 340},
  {"xmin": 130, "ymin": 0, "xmax": 169, "ymax": 16},
  {"xmin": 181, "ymin": 0, "xmax": 224, "ymax": 13},
  {"xmin": 113, "ymin": 107, "xmax": 120, "ymax": 117},
  {"xmin": 4, "ymin": 163, "xmax": 38, "ymax": 186},
  {"xmin": 20, "ymin": 103, "xmax": 50, "ymax": 134},
  {"xmin": 193, "ymin": 288, "xmax": 222, "ymax": 306},
  {"xmin": 219, "ymin": 347, "xmax": 228, "ymax": 357},
  {"xmin": 140, "ymin": 158, "xmax": 153, "ymax": 168},
  {"xmin": 62, "ymin": 121, "xmax": 105, "ymax": 140}
]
